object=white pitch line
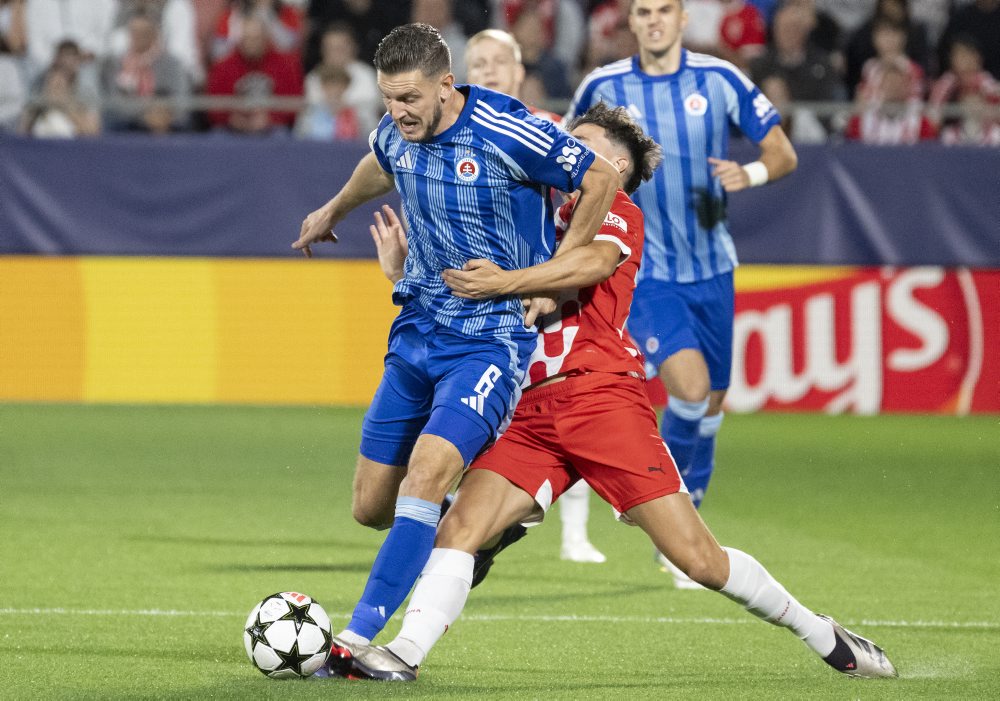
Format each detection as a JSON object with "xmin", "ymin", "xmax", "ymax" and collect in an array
[{"xmin": 0, "ymin": 608, "xmax": 997, "ymax": 631}]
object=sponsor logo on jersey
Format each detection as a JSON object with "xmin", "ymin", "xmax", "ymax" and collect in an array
[
  {"xmin": 684, "ymin": 93, "xmax": 708, "ymax": 117},
  {"xmin": 395, "ymin": 149, "xmax": 415, "ymax": 171},
  {"xmin": 603, "ymin": 211, "xmax": 627, "ymax": 233},
  {"xmin": 456, "ymin": 156, "xmax": 480, "ymax": 182},
  {"xmin": 556, "ymin": 139, "xmax": 583, "ymax": 172}
]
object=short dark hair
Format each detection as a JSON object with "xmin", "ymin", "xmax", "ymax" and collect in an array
[
  {"xmin": 566, "ymin": 102, "xmax": 662, "ymax": 194},
  {"xmin": 374, "ymin": 23, "xmax": 451, "ymax": 77}
]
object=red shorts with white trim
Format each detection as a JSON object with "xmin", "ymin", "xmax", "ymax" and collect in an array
[{"xmin": 470, "ymin": 372, "xmax": 683, "ymax": 518}]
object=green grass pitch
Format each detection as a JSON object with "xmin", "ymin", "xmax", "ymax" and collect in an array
[{"xmin": 1, "ymin": 404, "xmax": 998, "ymax": 699}]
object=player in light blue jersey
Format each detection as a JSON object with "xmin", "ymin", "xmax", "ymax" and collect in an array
[
  {"xmin": 565, "ymin": 0, "xmax": 798, "ymax": 586},
  {"xmin": 293, "ymin": 23, "xmax": 619, "ymax": 653}
]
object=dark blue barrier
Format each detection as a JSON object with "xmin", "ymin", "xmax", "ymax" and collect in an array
[{"xmin": 1, "ymin": 134, "xmax": 998, "ymax": 265}]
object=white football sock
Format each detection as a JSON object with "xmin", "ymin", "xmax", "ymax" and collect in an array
[
  {"xmin": 720, "ymin": 547, "xmax": 836, "ymax": 657},
  {"xmin": 336, "ymin": 629, "xmax": 370, "ymax": 646},
  {"xmin": 386, "ymin": 548, "xmax": 474, "ymax": 667},
  {"xmin": 560, "ymin": 480, "xmax": 591, "ymax": 544}
]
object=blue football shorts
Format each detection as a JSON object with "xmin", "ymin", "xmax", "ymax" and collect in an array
[
  {"xmin": 626, "ymin": 272, "xmax": 734, "ymax": 391},
  {"xmin": 360, "ymin": 303, "xmax": 531, "ymax": 467}
]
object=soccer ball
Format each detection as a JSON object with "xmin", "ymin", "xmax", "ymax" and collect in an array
[{"xmin": 243, "ymin": 592, "xmax": 332, "ymax": 679}]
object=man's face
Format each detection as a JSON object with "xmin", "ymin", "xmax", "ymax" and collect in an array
[
  {"xmin": 321, "ymin": 31, "xmax": 356, "ymax": 68},
  {"xmin": 466, "ymin": 37, "xmax": 525, "ymax": 97},
  {"xmin": 629, "ymin": 0, "xmax": 687, "ymax": 56},
  {"xmin": 571, "ymin": 122, "xmax": 626, "ymax": 186},
  {"xmin": 378, "ymin": 69, "xmax": 450, "ymax": 142}
]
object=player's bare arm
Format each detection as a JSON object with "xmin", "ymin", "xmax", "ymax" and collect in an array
[
  {"xmin": 708, "ymin": 125, "xmax": 797, "ymax": 193},
  {"xmin": 293, "ymin": 153, "xmax": 395, "ymax": 258},
  {"xmin": 443, "ymin": 241, "xmax": 622, "ymax": 299}
]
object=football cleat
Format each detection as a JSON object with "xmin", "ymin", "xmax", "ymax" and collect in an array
[
  {"xmin": 326, "ymin": 636, "xmax": 364, "ymax": 679},
  {"xmin": 471, "ymin": 523, "xmax": 528, "ymax": 588},
  {"xmin": 561, "ymin": 538, "xmax": 607, "ymax": 563},
  {"xmin": 818, "ymin": 615, "xmax": 898, "ymax": 679},
  {"xmin": 327, "ymin": 638, "xmax": 418, "ymax": 682},
  {"xmin": 655, "ymin": 549, "xmax": 706, "ymax": 590}
]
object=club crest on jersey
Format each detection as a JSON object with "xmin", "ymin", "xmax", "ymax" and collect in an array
[
  {"xmin": 684, "ymin": 93, "xmax": 708, "ymax": 117},
  {"xmin": 455, "ymin": 156, "xmax": 480, "ymax": 182}
]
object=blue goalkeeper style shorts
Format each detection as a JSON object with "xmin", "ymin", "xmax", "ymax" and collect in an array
[
  {"xmin": 360, "ymin": 303, "xmax": 531, "ymax": 467},
  {"xmin": 627, "ymin": 272, "xmax": 734, "ymax": 391}
]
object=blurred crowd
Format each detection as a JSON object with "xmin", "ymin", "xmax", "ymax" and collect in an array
[{"xmin": 0, "ymin": 0, "xmax": 997, "ymax": 145}]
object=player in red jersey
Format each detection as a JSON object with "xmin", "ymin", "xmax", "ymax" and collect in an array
[
  {"xmin": 330, "ymin": 103, "xmax": 897, "ymax": 683},
  {"xmin": 464, "ymin": 27, "xmax": 606, "ymax": 564}
]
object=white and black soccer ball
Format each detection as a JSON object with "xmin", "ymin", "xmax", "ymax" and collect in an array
[{"xmin": 243, "ymin": 592, "xmax": 332, "ymax": 679}]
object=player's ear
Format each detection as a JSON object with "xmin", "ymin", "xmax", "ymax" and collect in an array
[
  {"xmin": 440, "ymin": 72, "xmax": 455, "ymax": 101},
  {"xmin": 614, "ymin": 155, "xmax": 630, "ymax": 178}
]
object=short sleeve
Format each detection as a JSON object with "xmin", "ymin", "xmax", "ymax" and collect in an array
[
  {"xmin": 369, "ymin": 113, "xmax": 394, "ymax": 173},
  {"xmin": 593, "ymin": 193, "xmax": 640, "ymax": 264},
  {"xmin": 720, "ymin": 65, "xmax": 780, "ymax": 143}
]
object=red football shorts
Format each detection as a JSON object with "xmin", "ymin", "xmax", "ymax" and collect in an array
[{"xmin": 470, "ymin": 372, "xmax": 684, "ymax": 519}]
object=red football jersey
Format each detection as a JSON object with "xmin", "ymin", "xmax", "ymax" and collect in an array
[{"xmin": 525, "ymin": 190, "xmax": 645, "ymax": 386}]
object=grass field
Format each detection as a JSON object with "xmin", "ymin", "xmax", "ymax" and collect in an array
[{"xmin": 2, "ymin": 404, "xmax": 998, "ymax": 699}]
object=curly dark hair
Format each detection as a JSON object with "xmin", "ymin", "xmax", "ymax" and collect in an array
[
  {"xmin": 374, "ymin": 23, "xmax": 452, "ymax": 77},
  {"xmin": 566, "ymin": 102, "xmax": 663, "ymax": 194}
]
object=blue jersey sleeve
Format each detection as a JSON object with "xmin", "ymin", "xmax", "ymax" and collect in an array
[
  {"xmin": 369, "ymin": 113, "xmax": 395, "ymax": 173},
  {"xmin": 722, "ymin": 66, "xmax": 780, "ymax": 143},
  {"xmin": 474, "ymin": 99, "xmax": 597, "ymax": 193}
]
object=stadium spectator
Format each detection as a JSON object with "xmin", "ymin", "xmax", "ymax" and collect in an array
[
  {"xmin": 930, "ymin": 35, "xmax": 1000, "ymax": 145},
  {"xmin": 781, "ymin": 0, "xmax": 844, "ymax": 56},
  {"xmin": 845, "ymin": 58, "xmax": 937, "ymax": 142},
  {"xmin": 25, "ymin": 0, "xmax": 116, "ymax": 77},
  {"xmin": 0, "ymin": 0, "xmax": 27, "ymax": 130},
  {"xmin": 210, "ymin": 0, "xmax": 303, "ymax": 63},
  {"xmin": 303, "ymin": 22, "xmax": 381, "ymax": 135},
  {"xmin": 813, "ymin": 0, "xmax": 876, "ymax": 37},
  {"xmin": 718, "ymin": 0, "xmax": 768, "ymax": 69},
  {"xmin": 681, "ymin": 0, "xmax": 725, "ymax": 56},
  {"xmin": 509, "ymin": 2, "xmax": 573, "ymax": 98},
  {"xmin": 411, "ymin": 0, "xmax": 468, "ymax": 80},
  {"xmin": 586, "ymin": 0, "xmax": 639, "ymax": 69},
  {"xmin": 295, "ymin": 65, "xmax": 361, "ymax": 141},
  {"xmin": 495, "ymin": 0, "xmax": 587, "ymax": 76},
  {"xmin": 100, "ymin": 8, "xmax": 191, "ymax": 133},
  {"xmin": 293, "ymin": 22, "xmax": 619, "ymax": 657},
  {"xmin": 566, "ymin": 0, "xmax": 799, "ymax": 589},
  {"xmin": 19, "ymin": 64, "xmax": 100, "ymax": 137},
  {"xmin": 205, "ymin": 14, "xmax": 302, "ymax": 134},
  {"xmin": 328, "ymin": 103, "xmax": 898, "ymax": 685},
  {"xmin": 855, "ymin": 17, "xmax": 925, "ymax": 103},
  {"xmin": 31, "ymin": 39, "xmax": 101, "ymax": 109},
  {"xmin": 750, "ymin": 2, "xmax": 844, "ymax": 104},
  {"xmin": 760, "ymin": 73, "xmax": 828, "ymax": 142},
  {"xmin": 464, "ymin": 27, "xmax": 607, "ymax": 565},
  {"xmin": 110, "ymin": 0, "xmax": 204, "ymax": 88},
  {"xmin": 845, "ymin": 0, "xmax": 930, "ymax": 97},
  {"xmin": 0, "ymin": 0, "xmax": 26, "ymax": 55},
  {"xmin": 938, "ymin": 0, "xmax": 1000, "ymax": 81},
  {"xmin": 304, "ymin": 0, "xmax": 412, "ymax": 67}
]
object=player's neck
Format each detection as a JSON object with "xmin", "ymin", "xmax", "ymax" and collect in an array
[
  {"xmin": 434, "ymin": 87, "xmax": 467, "ymax": 137},
  {"xmin": 638, "ymin": 45, "xmax": 682, "ymax": 76}
]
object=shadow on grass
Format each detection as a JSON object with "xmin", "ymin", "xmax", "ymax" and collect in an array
[
  {"xmin": 203, "ymin": 562, "xmax": 372, "ymax": 573},
  {"xmin": 126, "ymin": 534, "xmax": 375, "ymax": 550}
]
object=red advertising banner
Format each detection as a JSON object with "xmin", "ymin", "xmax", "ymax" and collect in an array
[{"xmin": 647, "ymin": 267, "xmax": 999, "ymax": 414}]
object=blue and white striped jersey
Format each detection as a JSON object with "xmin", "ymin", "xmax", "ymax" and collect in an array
[
  {"xmin": 371, "ymin": 85, "xmax": 596, "ymax": 340},
  {"xmin": 566, "ymin": 50, "xmax": 780, "ymax": 284}
]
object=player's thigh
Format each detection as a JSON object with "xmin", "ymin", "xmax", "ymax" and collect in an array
[
  {"xmin": 437, "ymin": 469, "xmax": 540, "ymax": 553},
  {"xmin": 398, "ymin": 433, "xmax": 466, "ymax": 502},
  {"xmin": 559, "ymin": 375, "xmax": 684, "ymax": 514},
  {"xmin": 351, "ymin": 455, "xmax": 407, "ymax": 530},
  {"xmin": 659, "ymin": 348, "xmax": 711, "ymax": 401},
  {"xmin": 626, "ymin": 492, "xmax": 728, "ymax": 589},
  {"xmin": 628, "ymin": 280, "xmax": 703, "ymax": 379},
  {"xmin": 688, "ymin": 271, "xmax": 735, "ymax": 392},
  {"xmin": 423, "ymin": 338, "xmax": 525, "ymax": 466},
  {"xmin": 360, "ymin": 355, "xmax": 434, "ymax": 469}
]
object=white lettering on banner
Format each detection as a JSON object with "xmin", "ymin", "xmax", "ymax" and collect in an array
[
  {"xmin": 886, "ymin": 267, "xmax": 949, "ymax": 372},
  {"xmin": 730, "ymin": 283, "xmax": 882, "ymax": 414}
]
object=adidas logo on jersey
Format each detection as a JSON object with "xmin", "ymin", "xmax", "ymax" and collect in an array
[
  {"xmin": 395, "ymin": 150, "xmax": 415, "ymax": 171},
  {"xmin": 627, "ymin": 104, "xmax": 643, "ymax": 121},
  {"xmin": 460, "ymin": 394, "xmax": 486, "ymax": 415}
]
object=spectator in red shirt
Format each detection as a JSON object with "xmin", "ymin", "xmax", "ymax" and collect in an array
[
  {"xmin": 719, "ymin": 0, "xmax": 767, "ymax": 68},
  {"xmin": 211, "ymin": 0, "xmax": 302, "ymax": 62},
  {"xmin": 206, "ymin": 13, "xmax": 302, "ymax": 134},
  {"xmin": 930, "ymin": 35, "xmax": 1000, "ymax": 145},
  {"xmin": 845, "ymin": 58, "xmax": 937, "ymax": 143}
]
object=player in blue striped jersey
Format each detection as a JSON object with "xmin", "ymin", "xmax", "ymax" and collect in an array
[
  {"xmin": 294, "ymin": 23, "xmax": 619, "ymax": 650},
  {"xmin": 566, "ymin": 0, "xmax": 798, "ymax": 586}
]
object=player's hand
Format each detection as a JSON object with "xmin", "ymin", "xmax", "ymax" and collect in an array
[
  {"xmin": 442, "ymin": 259, "xmax": 510, "ymax": 299},
  {"xmin": 369, "ymin": 204, "xmax": 407, "ymax": 283},
  {"xmin": 293, "ymin": 206, "xmax": 339, "ymax": 258},
  {"xmin": 522, "ymin": 294, "xmax": 557, "ymax": 327},
  {"xmin": 708, "ymin": 157, "xmax": 750, "ymax": 192}
]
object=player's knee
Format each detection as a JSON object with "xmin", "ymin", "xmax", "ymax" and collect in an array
[
  {"xmin": 351, "ymin": 499, "xmax": 393, "ymax": 531},
  {"xmin": 668, "ymin": 376, "xmax": 711, "ymax": 404},
  {"xmin": 436, "ymin": 506, "xmax": 487, "ymax": 551},
  {"xmin": 684, "ymin": 551, "xmax": 729, "ymax": 590}
]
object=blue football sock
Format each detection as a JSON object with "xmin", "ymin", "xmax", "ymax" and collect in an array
[
  {"xmin": 663, "ymin": 396, "xmax": 708, "ymax": 475},
  {"xmin": 685, "ymin": 412, "xmax": 724, "ymax": 508},
  {"xmin": 346, "ymin": 496, "xmax": 440, "ymax": 641}
]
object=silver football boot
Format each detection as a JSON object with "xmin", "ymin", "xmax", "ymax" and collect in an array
[
  {"xmin": 818, "ymin": 615, "xmax": 898, "ymax": 678},
  {"xmin": 326, "ymin": 636, "xmax": 418, "ymax": 681}
]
